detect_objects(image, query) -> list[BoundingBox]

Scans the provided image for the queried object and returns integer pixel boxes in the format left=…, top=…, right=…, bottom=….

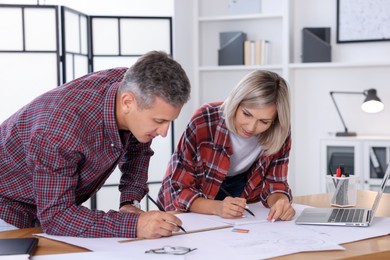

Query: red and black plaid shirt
left=0, top=68, right=153, bottom=238
left=157, top=102, right=292, bottom=211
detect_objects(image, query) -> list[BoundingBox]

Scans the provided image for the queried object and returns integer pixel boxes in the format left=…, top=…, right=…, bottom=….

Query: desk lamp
left=330, top=88, right=384, bottom=137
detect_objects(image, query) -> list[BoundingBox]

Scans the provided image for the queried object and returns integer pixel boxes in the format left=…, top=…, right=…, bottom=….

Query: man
left=0, top=51, right=191, bottom=238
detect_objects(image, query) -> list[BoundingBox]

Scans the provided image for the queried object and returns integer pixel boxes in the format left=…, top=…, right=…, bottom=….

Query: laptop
left=295, top=163, right=390, bottom=227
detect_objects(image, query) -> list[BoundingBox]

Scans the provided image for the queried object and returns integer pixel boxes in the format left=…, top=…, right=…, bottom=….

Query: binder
left=0, top=238, right=38, bottom=259
left=218, top=31, right=246, bottom=66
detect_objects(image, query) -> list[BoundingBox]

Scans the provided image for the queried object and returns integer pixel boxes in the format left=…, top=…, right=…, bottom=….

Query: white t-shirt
left=227, top=132, right=262, bottom=177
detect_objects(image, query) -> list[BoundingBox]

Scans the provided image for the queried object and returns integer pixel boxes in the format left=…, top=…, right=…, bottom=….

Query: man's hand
left=267, top=193, right=295, bottom=221
left=215, top=197, right=247, bottom=219
left=119, top=204, right=144, bottom=214
left=136, top=211, right=183, bottom=239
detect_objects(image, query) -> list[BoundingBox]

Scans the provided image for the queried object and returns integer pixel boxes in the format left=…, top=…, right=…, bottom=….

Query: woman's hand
left=267, top=193, right=295, bottom=221
left=216, top=196, right=247, bottom=218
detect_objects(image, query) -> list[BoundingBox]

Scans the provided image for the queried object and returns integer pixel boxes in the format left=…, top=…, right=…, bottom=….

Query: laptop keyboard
left=328, top=208, right=365, bottom=223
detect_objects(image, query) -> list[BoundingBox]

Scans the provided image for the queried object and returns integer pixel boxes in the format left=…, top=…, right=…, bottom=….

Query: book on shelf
left=0, top=238, right=38, bottom=259
left=244, top=40, right=253, bottom=65
left=244, top=39, right=270, bottom=66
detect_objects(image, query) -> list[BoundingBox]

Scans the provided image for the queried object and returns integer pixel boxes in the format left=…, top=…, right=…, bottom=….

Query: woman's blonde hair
left=221, top=70, right=290, bottom=155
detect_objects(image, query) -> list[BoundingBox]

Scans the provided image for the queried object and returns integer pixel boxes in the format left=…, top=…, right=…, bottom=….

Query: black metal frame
left=337, top=0, right=390, bottom=43
left=60, top=6, right=91, bottom=84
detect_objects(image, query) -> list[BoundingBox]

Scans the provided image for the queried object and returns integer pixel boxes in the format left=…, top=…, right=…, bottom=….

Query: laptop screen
left=371, top=163, right=390, bottom=217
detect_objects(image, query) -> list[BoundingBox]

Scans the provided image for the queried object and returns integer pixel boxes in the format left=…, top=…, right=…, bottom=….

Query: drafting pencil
left=219, top=187, right=256, bottom=217
left=146, top=194, right=187, bottom=233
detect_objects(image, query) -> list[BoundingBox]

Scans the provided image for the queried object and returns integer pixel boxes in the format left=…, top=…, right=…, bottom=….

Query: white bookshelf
left=194, top=0, right=290, bottom=106
left=289, top=61, right=390, bottom=69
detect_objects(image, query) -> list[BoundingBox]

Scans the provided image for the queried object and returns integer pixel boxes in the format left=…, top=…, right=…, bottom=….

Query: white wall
left=291, top=0, right=390, bottom=195
left=292, top=0, right=390, bottom=63
left=172, top=1, right=196, bottom=144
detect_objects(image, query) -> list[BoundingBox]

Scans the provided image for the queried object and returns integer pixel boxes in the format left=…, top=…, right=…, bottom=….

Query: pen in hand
left=219, top=187, right=256, bottom=217
left=146, top=194, right=187, bottom=233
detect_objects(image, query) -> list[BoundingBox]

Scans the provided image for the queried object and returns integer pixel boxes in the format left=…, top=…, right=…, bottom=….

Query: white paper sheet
left=298, top=216, right=390, bottom=244
left=106, top=222, right=344, bottom=260
left=176, top=212, right=231, bottom=231
left=33, top=234, right=128, bottom=252
left=34, top=203, right=390, bottom=260
left=35, top=211, right=231, bottom=251
left=205, top=202, right=271, bottom=226
left=32, top=251, right=185, bottom=260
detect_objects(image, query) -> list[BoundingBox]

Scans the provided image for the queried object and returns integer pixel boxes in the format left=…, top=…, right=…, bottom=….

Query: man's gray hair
left=119, top=51, right=191, bottom=109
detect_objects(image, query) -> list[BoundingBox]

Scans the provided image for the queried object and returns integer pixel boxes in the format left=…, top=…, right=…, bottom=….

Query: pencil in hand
left=146, top=194, right=164, bottom=211
left=219, top=187, right=256, bottom=217
left=146, top=194, right=187, bottom=233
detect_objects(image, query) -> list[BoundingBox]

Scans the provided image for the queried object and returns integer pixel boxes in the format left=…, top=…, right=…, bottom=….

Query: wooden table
left=1, top=190, right=389, bottom=259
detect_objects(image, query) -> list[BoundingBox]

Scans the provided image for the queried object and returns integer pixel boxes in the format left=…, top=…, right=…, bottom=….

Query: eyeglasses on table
left=145, top=245, right=197, bottom=255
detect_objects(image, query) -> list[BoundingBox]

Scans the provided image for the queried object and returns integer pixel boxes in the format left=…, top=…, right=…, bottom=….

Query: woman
left=157, top=70, right=295, bottom=221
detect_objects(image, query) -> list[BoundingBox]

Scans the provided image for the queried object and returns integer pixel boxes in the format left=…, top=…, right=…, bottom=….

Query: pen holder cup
left=326, top=175, right=359, bottom=207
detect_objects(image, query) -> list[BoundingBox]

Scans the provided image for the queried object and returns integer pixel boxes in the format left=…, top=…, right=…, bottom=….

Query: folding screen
left=0, top=4, right=60, bottom=123
left=0, top=4, right=173, bottom=211
left=91, top=16, right=172, bottom=71
left=61, top=6, right=90, bottom=82
left=88, top=15, right=173, bottom=211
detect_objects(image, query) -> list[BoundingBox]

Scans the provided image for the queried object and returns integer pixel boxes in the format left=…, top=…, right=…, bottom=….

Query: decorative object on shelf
left=228, top=0, right=262, bottom=15
left=218, top=31, right=246, bottom=66
left=337, top=0, right=390, bottom=43
left=330, top=88, right=384, bottom=137
left=302, top=27, right=331, bottom=62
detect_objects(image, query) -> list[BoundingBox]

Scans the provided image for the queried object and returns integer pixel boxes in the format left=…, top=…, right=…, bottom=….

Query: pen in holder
left=326, top=175, right=358, bottom=207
